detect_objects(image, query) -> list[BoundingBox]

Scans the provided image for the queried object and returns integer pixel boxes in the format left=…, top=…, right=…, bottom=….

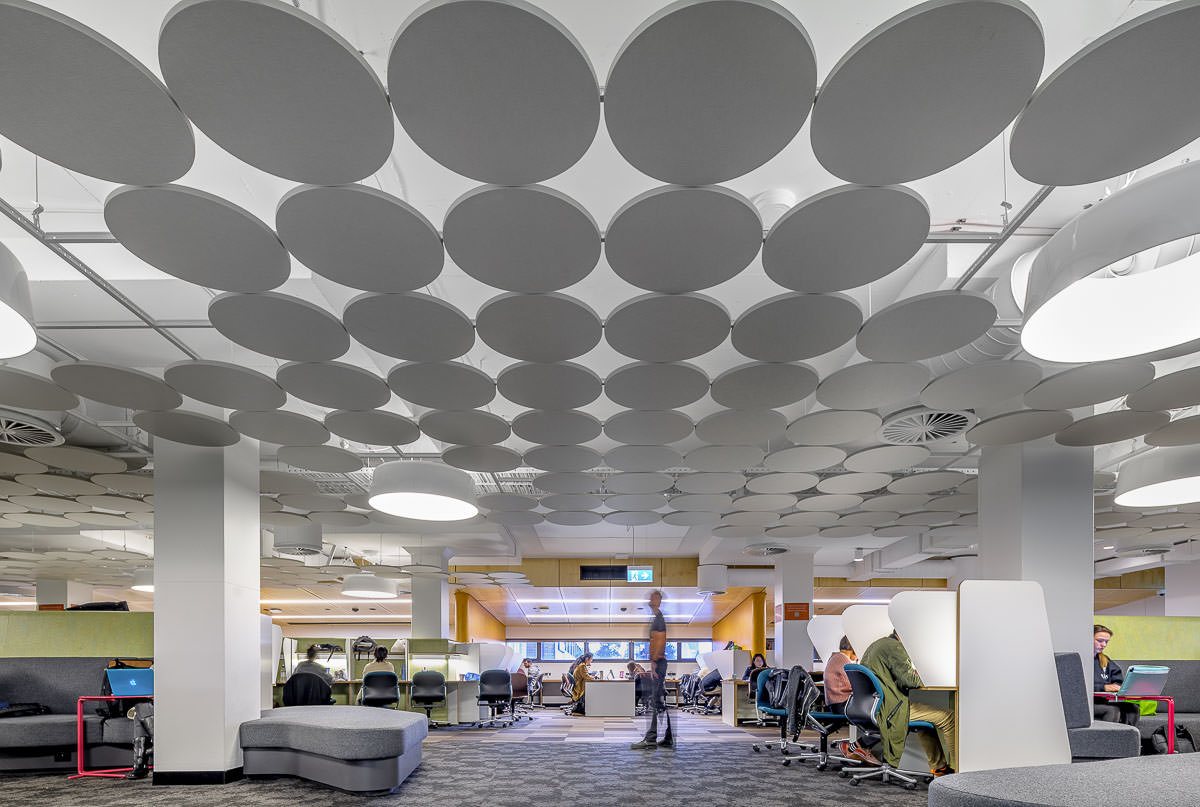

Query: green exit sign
left=626, top=566, right=653, bottom=583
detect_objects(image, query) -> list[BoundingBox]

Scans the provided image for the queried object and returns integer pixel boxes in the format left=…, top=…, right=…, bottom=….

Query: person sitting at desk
left=570, top=653, right=592, bottom=714
left=362, top=645, right=395, bottom=677
left=742, top=653, right=768, bottom=681
left=521, top=658, right=542, bottom=700
left=862, top=631, right=956, bottom=777
left=627, top=661, right=647, bottom=677
left=293, top=644, right=334, bottom=687
left=823, top=636, right=856, bottom=715
left=1093, top=624, right=1140, bottom=726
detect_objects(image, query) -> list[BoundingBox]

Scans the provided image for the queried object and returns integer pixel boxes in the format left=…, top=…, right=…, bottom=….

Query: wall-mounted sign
left=626, top=566, right=653, bottom=583
left=782, top=602, right=810, bottom=621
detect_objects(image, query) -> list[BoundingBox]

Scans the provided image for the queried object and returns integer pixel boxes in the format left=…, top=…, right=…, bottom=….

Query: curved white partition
left=807, top=614, right=845, bottom=666
left=841, top=604, right=894, bottom=657
left=889, top=591, right=956, bottom=687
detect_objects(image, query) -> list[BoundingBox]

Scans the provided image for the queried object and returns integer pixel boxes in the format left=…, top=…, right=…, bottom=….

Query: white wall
left=1097, top=596, right=1166, bottom=617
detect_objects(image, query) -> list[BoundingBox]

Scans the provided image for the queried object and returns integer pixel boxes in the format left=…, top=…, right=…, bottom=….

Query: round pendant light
left=341, top=572, right=397, bottom=599
left=0, top=244, right=36, bottom=359
left=368, top=461, right=478, bottom=521
left=131, top=568, right=154, bottom=593
left=1115, top=446, right=1200, bottom=508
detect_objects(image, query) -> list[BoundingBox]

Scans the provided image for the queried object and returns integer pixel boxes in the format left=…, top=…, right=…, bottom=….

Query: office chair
left=634, top=672, right=652, bottom=716
left=560, top=672, right=579, bottom=714
left=838, top=664, right=935, bottom=790
left=410, top=670, right=447, bottom=728
left=697, top=668, right=722, bottom=714
left=476, top=669, right=514, bottom=728
left=775, top=665, right=853, bottom=770
left=509, top=671, right=532, bottom=721
left=528, top=671, right=546, bottom=707
left=282, top=671, right=332, bottom=706
left=751, top=668, right=790, bottom=751
left=360, top=670, right=401, bottom=709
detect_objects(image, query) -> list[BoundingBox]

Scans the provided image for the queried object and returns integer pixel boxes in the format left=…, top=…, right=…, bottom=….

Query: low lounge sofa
left=0, top=657, right=135, bottom=772
left=1114, top=658, right=1200, bottom=741
left=240, top=705, right=428, bottom=794
left=1054, top=652, right=1139, bottom=760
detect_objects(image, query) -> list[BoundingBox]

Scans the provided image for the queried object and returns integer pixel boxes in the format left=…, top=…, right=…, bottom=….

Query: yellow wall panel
left=0, top=612, right=153, bottom=658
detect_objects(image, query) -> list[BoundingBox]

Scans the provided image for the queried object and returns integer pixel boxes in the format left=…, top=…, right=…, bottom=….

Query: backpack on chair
left=1151, top=724, right=1198, bottom=754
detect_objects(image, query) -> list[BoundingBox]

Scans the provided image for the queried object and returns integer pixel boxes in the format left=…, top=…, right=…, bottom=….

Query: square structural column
left=35, top=579, right=92, bottom=608
left=978, top=437, right=1094, bottom=667
left=152, top=438, right=261, bottom=785
left=407, top=546, right=452, bottom=640
left=773, top=550, right=815, bottom=669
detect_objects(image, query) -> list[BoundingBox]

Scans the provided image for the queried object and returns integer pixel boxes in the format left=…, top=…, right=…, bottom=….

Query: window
left=506, top=641, right=539, bottom=661
left=632, top=641, right=679, bottom=661
left=587, top=641, right=629, bottom=660
left=679, top=641, right=713, bottom=660
left=541, top=641, right=584, bottom=661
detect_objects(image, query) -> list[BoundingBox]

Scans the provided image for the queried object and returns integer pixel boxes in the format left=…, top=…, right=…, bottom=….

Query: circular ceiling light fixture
left=0, top=244, right=36, bottom=360
left=367, top=461, right=478, bottom=521
left=131, top=568, right=154, bottom=593
left=1022, top=161, right=1200, bottom=363
left=1114, top=446, right=1200, bottom=508
left=341, top=572, right=397, bottom=599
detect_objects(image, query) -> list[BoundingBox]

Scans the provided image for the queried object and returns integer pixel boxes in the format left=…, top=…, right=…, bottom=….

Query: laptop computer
left=1114, top=665, right=1169, bottom=698
left=106, top=668, right=154, bottom=698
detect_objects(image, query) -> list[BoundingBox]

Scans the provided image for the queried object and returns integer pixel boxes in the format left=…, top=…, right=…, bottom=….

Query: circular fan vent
left=743, top=541, right=789, bottom=557
left=880, top=407, right=973, bottom=445
left=0, top=410, right=63, bottom=448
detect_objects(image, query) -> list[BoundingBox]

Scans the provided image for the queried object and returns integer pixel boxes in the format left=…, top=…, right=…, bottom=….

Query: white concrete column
left=1165, top=561, right=1200, bottom=616
left=152, top=438, right=260, bottom=784
left=977, top=437, right=1094, bottom=667
left=773, top=550, right=815, bottom=669
left=35, top=579, right=92, bottom=608
left=408, top=546, right=452, bottom=640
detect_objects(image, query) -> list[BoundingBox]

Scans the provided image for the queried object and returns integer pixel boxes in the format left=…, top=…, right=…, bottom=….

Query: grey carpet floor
left=2, top=742, right=930, bottom=806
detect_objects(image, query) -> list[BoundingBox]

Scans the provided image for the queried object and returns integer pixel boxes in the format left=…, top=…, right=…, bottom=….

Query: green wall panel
left=0, top=612, right=153, bottom=658
left=1095, top=614, right=1200, bottom=660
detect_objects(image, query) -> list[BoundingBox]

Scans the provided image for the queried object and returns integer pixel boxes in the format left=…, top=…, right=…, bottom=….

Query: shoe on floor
left=630, top=739, right=658, bottom=750
left=932, top=766, right=955, bottom=777
left=845, top=742, right=881, bottom=766
left=657, top=738, right=675, bottom=748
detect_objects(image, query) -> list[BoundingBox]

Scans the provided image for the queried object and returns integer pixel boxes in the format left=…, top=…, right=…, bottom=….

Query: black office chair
left=360, top=670, right=400, bottom=709
left=839, top=664, right=934, bottom=790
left=476, top=669, right=514, bottom=728
left=410, top=670, right=447, bottom=728
left=282, top=672, right=332, bottom=706
left=559, top=672, right=577, bottom=714
left=698, top=668, right=723, bottom=714
left=510, top=671, right=532, bottom=721
left=776, top=665, right=852, bottom=770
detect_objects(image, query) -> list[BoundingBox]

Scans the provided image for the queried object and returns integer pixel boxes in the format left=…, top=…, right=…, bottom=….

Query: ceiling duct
left=273, top=522, right=324, bottom=556
left=743, top=541, right=790, bottom=558
left=0, top=408, right=64, bottom=448
left=927, top=249, right=1030, bottom=376
left=697, top=563, right=727, bottom=596
left=880, top=406, right=974, bottom=445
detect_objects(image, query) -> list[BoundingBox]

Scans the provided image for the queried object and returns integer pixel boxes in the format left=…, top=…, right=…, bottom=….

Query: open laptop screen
left=106, top=668, right=154, bottom=697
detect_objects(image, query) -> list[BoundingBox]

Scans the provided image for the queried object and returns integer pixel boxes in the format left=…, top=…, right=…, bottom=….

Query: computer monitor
left=106, top=668, right=154, bottom=697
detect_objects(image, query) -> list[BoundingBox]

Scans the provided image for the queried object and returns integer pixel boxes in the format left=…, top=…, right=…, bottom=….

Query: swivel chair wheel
left=849, top=779, right=860, bottom=787
left=839, top=771, right=849, bottom=779
left=816, top=763, right=828, bottom=771
left=752, top=745, right=760, bottom=752
left=905, top=783, right=917, bottom=791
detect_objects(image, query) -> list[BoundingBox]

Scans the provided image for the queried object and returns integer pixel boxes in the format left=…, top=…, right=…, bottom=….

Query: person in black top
left=631, top=590, right=673, bottom=750
left=1093, top=624, right=1139, bottom=726
left=742, top=653, right=768, bottom=683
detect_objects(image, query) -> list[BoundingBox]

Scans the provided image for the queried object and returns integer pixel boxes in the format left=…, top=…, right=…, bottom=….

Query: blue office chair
left=750, top=668, right=790, bottom=752
left=360, top=670, right=400, bottom=708
left=780, top=666, right=852, bottom=771
left=839, top=664, right=935, bottom=790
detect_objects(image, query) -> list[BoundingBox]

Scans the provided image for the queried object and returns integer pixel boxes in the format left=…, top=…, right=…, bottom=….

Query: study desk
left=1095, top=691, right=1176, bottom=753
left=72, top=695, right=152, bottom=779
left=586, top=680, right=635, bottom=717
left=721, top=679, right=754, bottom=726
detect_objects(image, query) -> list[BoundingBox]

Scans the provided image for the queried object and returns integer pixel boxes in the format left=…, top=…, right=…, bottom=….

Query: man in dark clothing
left=1093, top=624, right=1139, bottom=725
left=631, top=590, right=673, bottom=749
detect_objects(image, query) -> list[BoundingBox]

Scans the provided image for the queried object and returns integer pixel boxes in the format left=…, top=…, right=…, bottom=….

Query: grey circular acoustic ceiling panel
left=159, top=0, right=392, bottom=184
left=545, top=511, right=603, bottom=527
left=388, top=0, right=599, bottom=184
left=605, top=185, right=762, bottom=293
left=532, top=473, right=602, bottom=495
left=89, top=473, right=155, bottom=495
left=8, top=494, right=87, bottom=514
left=685, top=445, right=764, bottom=472
left=541, top=494, right=604, bottom=511
left=606, top=494, right=667, bottom=511
left=1055, top=410, right=1170, bottom=447
left=309, top=511, right=370, bottom=528
left=732, top=493, right=797, bottom=512
left=887, top=471, right=969, bottom=495
left=764, top=185, right=930, bottom=293
left=164, top=361, right=285, bottom=411
left=388, top=362, right=495, bottom=411
left=1146, top=415, right=1200, bottom=447
left=665, top=511, right=721, bottom=527
left=605, top=472, right=674, bottom=494
left=276, top=185, right=443, bottom=293
left=210, top=293, right=349, bottom=362
left=277, top=445, right=363, bottom=474
left=669, top=494, right=732, bottom=512
left=786, top=410, right=883, bottom=446
left=710, top=363, right=819, bottom=410
left=965, top=409, right=1074, bottom=446
left=324, top=410, right=419, bottom=447
left=816, top=362, right=931, bottom=411
left=230, top=410, right=330, bottom=446
left=1024, top=360, right=1155, bottom=410
left=764, top=446, right=845, bottom=473
left=342, top=292, right=473, bottom=362
left=133, top=410, right=239, bottom=447
left=51, top=362, right=182, bottom=411
left=1010, top=1, right=1200, bottom=185
left=721, top=511, right=778, bottom=527
left=1126, top=367, right=1200, bottom=412
left=71, top=513, right=140, bottom=528
left=419, top=410, right=510, bottom=446
left=0, top=0, right=194, bottom=184
left=604, top=0, right=816, bottom=185
left=443, top=445, right=522, bottom=473
left=15, top=474, right=103, bottom=496
left=277, top=493, right=344, bottom=512
left=811, top=0, right=1043, bottom=184
left=605, top=411, right=693, bottom=445
left=0, top=367, right=79, bottom=411
left=487, top=510, right=544, bottom=527
left=477, top=493, right=537, bottom=511
left=795, top=494, right=863, bottom=512
left=512, top=410, right=601, bottom=445
left=818, top=472, right=893, bottom=495
left=921, top=360, right=1043, bottom=411
left=605, top=445, right=682, bottom=472
left=712, top=525, right=764, bottom=539
left=476, top=293, right=602, bottom=362
left=260, top=470, right=318, bottom=495
left=605, top=362, right=709, bottom=410
left=276, top=362, right=390, bottom=411
left=674, top=473, right=746, bottom=494
left=605, top=294, right=730, bottom=362
left=732, top=293, right=862, bottom=362
left=857, top=291, right=997, bottom=362
left=105, top=185, right=289, bottom=293
left=861, top=493, right=930, bottom=513
left=746, top=472, right=818, bottom=495
left=766, top=524, right=819, bottom=539
left=444, top=185, right=600, bottom=293
left=844, top=445, right=930, bottom=473
left=0, top=480, right=35, bottom=497
left=524, top=445, right=602, bottom=473
left=497, top=362, right=602, bottom=410
left=606, top=511, right=662, bottom=527
left=695, top=409, right=787, bottom=445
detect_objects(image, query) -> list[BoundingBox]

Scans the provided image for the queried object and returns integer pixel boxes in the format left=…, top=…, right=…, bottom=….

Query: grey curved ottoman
left=929, top=754, right=1200, bottom=806
left=240, top=706, right=428, bottom=794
